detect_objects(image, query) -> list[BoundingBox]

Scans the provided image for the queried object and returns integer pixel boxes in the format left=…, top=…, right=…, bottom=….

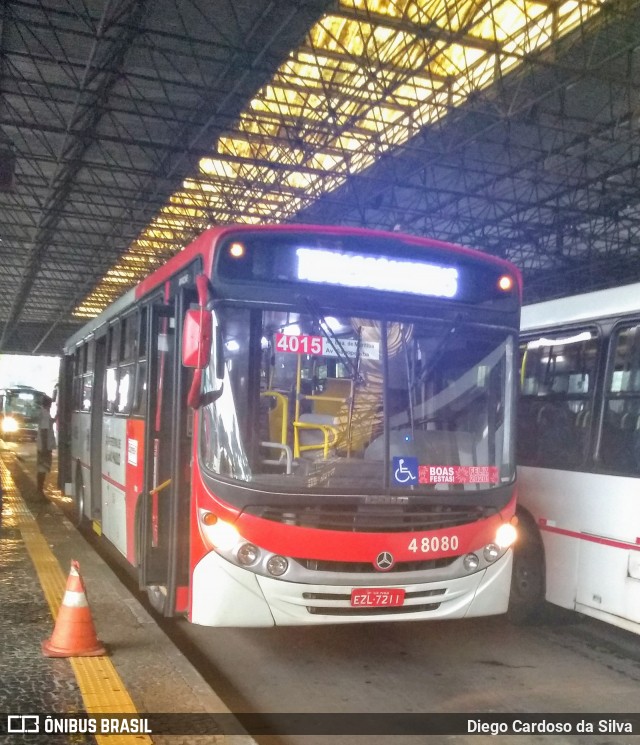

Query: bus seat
left=620, top=411, right=636, bottom=430
left=599, top=406, right=640, bottom=473
left=535, top=403, right=579, bottom=467
left=576, top=407, right=591, bottom=428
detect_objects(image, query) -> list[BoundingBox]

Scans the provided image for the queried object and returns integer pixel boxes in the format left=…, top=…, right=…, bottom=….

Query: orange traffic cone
left=42, top=560, right=106, bottom=657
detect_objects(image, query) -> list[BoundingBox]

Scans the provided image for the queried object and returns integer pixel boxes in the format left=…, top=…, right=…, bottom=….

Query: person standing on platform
left=36, top=395, right=56, bottom=495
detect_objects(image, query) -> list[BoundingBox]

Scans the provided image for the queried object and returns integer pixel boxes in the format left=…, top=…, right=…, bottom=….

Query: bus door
left=138, top=290, right=193, bottom=616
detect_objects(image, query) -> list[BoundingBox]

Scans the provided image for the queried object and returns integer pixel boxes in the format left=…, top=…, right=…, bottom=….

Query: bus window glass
left=86, top=341, right=95, bottom=372
left=382, top=322, right=514, bottom=490
left=600, top=324, right=640, bottom=475
left=199, top=306, right=515, bottom=492
left=81, top=376, right=92, bottom=411
left=117, top=363, right=135, bottom=414
left=108, top=325, right=120, bottom=365
left=104, top=367, right=118, bottom=413
left=200, top=310, right=251, bottom=481
left=132, top=361, right=147, bottom=416
left=139, top=306, right=148, bottom=357
left=74, top=348, right=82, bottom=377
left=122, top=314, right=137, bottom=362
left=72, top=351, right=82, bottom=409
left=517, top=328, right=598, bottom=469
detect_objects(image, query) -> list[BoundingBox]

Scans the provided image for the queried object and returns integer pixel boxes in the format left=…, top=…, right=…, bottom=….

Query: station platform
left=0, top=448, right=257, bottom=745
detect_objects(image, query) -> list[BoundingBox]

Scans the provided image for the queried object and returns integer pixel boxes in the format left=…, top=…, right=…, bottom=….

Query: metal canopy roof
left=0, top=0, right=638, bottom=355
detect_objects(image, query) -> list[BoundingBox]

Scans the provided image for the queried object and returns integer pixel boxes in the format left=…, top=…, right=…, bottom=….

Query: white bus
left=515, top=282, right=640, bottom=634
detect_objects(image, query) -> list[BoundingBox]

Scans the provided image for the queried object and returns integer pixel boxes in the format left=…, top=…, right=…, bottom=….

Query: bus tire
left=74, top=465, right=86, bottom=527
left=146, top=585, right=169, bottom=615
left=508, top=514, right=545, bottom=624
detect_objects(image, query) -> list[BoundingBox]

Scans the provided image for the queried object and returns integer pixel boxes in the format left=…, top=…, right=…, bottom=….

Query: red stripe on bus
left=539, top=519, right=640, bottom=552
left=78, top=462, right=125, bottom=495
left=101, top=472, right=126, bottom=492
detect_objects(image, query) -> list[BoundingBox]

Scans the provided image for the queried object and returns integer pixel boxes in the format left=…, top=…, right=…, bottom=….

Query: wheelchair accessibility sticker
left=392, top=456, right=418, bottom=485
left=392, top=459, right=500, bottom=486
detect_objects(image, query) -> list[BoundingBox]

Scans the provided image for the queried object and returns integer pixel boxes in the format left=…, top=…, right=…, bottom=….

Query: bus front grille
left=295, top=557, right=456, bottom=573
left=245, top=503, right=485, bottom=533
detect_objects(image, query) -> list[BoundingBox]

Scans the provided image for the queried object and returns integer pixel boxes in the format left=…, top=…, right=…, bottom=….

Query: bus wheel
left=508, top=529, right=544, bottom=624
left=74, top=466, right=86, bottom=526
left=146, top=585, right=168, bottom=615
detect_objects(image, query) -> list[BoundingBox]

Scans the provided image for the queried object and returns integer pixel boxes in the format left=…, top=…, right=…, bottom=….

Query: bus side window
left=104, top=367, right=118, bottom=414
left=600, top=324, right=640, bottom=475
left=133, top=361, right=147, bottom=416
left=104, top=324, right=120, bottom=414
left=117, top=363, right=135, bottom=414
left=116, top=312, right=138, bottom=415
left=518, top=329, right=598, bottom=469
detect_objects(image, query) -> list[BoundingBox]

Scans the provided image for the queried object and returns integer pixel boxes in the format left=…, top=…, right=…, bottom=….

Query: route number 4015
left=408, top=535, right=459, bottom=553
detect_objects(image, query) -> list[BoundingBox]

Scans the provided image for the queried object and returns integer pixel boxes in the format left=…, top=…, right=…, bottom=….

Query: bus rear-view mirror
left=182, top=308, right=212, bottom=369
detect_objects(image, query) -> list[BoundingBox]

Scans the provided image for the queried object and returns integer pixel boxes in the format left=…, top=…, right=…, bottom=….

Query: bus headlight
left=495, top=522, right=518, bottom=549
left=483, top=544, right=500, bottom=563
left=199, top=511, right=240, bottom=551
left=463, top=553, right=479, bottom=571
left=237, top=543, right=261, bottom=566
left=2, top=416, right=19, bottom=433
left=266, top=555, right=288, bottom=577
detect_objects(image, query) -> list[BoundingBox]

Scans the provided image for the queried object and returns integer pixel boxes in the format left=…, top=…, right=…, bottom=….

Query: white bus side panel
left=576, top=539, right=640, bottom=625
left=519, top=466, right=640, bottom=630
left=521, top=282, right=640, bottom=331
left=102, top=416, right=127, bottom=557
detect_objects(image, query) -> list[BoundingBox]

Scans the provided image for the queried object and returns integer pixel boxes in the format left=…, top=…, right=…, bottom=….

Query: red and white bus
left=517, top=282, right=640, bottom=634
left=58, top=224, right=520, bottom=627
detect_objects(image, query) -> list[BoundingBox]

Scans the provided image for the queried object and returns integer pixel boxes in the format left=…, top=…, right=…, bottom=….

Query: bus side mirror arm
left=186, top=325, right=225, bottom=409
left=182, top=308, right=212, bottom=368
left=183, top=274, right=219, bottom=409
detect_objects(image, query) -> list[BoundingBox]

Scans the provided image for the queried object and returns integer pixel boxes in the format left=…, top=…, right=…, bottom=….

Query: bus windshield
left=199, top=306, right=515, bottom=493
left=4, top=389, right=43, bottom=421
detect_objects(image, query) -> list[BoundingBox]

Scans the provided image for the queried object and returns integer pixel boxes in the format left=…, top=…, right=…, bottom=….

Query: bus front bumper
left=190, top=549, right=512, bottom=627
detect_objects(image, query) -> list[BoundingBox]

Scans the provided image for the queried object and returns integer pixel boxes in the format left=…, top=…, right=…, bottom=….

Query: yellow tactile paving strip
left=1, top=460, right=153, bottom=745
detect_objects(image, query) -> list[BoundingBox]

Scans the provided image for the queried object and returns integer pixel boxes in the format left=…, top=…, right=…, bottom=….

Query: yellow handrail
left=293, top=420, right=339, bottom=459
left=150, top=478, right=171, bottom=496
left=260, top=390, right=289, bottom=446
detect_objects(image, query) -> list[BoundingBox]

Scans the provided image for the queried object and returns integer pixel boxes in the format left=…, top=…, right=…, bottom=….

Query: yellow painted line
left=1, top=460, right=153, bottom=745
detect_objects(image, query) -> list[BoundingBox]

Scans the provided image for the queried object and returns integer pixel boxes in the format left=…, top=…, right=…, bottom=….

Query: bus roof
left=521, top=281, right=640, bottom=332
left=133, top=223, right=521, bottom=301
left=1, top=384, right=44, bottom=392
left=64, top=288, right=136, bottom=354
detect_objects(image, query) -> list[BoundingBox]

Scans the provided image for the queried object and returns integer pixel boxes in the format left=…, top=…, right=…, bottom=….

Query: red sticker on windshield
left=418, top=465, right=499, bottom=484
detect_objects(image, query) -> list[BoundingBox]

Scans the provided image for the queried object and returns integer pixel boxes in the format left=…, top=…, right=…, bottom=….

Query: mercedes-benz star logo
left=374, top=551, right=395, bottom=571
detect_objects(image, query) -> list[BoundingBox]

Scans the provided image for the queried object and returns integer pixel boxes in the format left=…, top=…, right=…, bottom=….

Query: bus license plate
left=350, top=588, right=405, bottom=607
